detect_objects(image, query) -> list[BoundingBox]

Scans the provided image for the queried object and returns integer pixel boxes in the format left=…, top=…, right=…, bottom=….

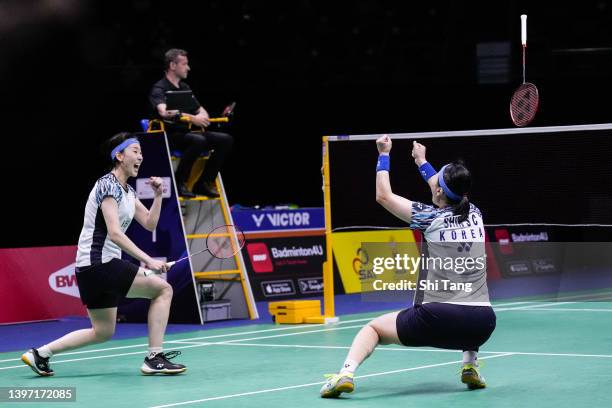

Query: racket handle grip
left=167, top=261, right=176, bottom=268
left=521, top=14, right=527, bottom=46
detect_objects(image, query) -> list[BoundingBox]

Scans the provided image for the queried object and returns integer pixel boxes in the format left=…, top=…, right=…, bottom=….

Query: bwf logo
left=247, top=243, right=273, bottom=273
left=48, top=263, right=81, bottom=298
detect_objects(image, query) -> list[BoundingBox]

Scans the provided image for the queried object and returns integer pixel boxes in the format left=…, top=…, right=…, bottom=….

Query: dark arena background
left=3, top=1, right=612, bottom=247
left=1, top=2, right=612, bottom=407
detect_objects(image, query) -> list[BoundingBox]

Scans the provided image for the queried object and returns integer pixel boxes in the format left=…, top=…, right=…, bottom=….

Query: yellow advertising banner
left=331, top=230, right=420, bottom=293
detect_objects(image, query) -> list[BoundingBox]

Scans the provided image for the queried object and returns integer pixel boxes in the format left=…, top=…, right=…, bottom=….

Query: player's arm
left=375, top=135, right=413, bottom=223
left=101, top=197, right=167, bottom=272
left=134, top=177, right=164, bottom=232
left=412, top=141, right=438, bottom=196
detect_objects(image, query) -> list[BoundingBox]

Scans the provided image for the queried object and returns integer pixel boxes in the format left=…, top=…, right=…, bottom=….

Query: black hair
left=164, top=48, right=188, bottom=70
left=442, top=160, right=472, bottom=223
left=100, top=132, right=139, bottom=170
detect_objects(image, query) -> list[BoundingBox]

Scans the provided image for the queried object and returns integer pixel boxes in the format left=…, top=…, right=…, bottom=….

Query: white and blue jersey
left=410, top=201, right=490, bottom=306
left=76, top=173, right=136, bottom=267
left=410, top=201, right=485, bottom=243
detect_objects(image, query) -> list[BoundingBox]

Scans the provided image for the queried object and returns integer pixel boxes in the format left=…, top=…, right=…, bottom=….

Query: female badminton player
left=21, top=132, right=186, bottom=376
left=320, top=136, right=496, bottom=397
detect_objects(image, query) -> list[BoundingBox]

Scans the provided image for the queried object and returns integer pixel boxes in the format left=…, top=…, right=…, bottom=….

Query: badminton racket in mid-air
left=510, top=14, right=539, bottom=127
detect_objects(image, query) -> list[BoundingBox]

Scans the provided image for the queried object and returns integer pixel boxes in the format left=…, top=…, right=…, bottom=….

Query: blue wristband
left=376, top=154, right=390, bottom=172
left=418, top=162, right=437, bottom=181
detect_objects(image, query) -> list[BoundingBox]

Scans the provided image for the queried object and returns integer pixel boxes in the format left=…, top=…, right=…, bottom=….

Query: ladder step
left=187, top=232, right=234, bottom=239
left=195, top=270, right=241, bottom=278
left=195, top=276, right=241, bottom=282
left=179, top=196, right=221, bottom=202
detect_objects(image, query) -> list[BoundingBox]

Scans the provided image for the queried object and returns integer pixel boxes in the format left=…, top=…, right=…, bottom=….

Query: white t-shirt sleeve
left=95, top=177, right=123, bottom=207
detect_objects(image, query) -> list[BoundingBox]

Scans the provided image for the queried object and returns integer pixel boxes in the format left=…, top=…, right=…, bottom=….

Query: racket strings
left=510, top=83, right=539, bottom=127
left=206, top=225, right=245, bottom=259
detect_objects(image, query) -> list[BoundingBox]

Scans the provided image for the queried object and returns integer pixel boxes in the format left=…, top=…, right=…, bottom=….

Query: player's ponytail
left=453, top=196, right=471, bottom=224
left=442, top=161, right=471, bottom=223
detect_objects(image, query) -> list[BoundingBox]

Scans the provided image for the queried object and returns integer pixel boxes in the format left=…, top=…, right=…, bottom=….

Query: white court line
left=0, top=343, right=207, bottom=371
left=0, top=301, right=594, bottom=366
left=214, top=342, right=612, bottom=359
left=0, top=296, right=594, bottom=364
left=0, top=316, right=378, bottom=364
left=495, top=301, right=577, bottom=311
left=3, top=303, right=611, bottom=372
left=0, top=302, right=534, bottom=364
left=166, top=341, right=213, bottom=345
left=493, top=291, right=612, bottom=305
left=148, top=353, right=514, bottom=408
left=0, top=325, right=365, bottom=370
left=0, top=298, right=606, bottom=365
left=204, top=325, right=365, bottom=345
left=503, top=308, right=612, bottom=313
left=491, top=301, right=538, bottom=307
left=534, top=292, right=612, bottom=302
left=482, top=351, right=612, bottom=358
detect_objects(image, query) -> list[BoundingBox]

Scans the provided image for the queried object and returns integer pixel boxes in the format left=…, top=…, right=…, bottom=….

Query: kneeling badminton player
left=21, top=132, right=186, bottom=376
left=320, top=136, right=496, bottom=397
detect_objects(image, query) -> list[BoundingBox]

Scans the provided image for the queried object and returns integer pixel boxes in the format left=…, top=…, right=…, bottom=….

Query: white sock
left=463, top=351, right=478, bottom=365
left=37, top=345, right=53, bottom=359
left=148, top=347, right=163, bottom=358
left=340, top=359, right=359, bottom=374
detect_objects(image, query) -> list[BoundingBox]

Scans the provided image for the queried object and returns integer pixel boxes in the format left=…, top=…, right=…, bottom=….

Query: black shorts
left=75, top=258, right=139, bottom=309
left=396, top=303, right=496, bottom=351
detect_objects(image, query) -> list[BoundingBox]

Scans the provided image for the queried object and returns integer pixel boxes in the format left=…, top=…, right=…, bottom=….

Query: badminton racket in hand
left=510, top=14, right=539, bottom=127
left=168, top=225, right=245, bottom=268
left=144, top=225, right=245, bottom=276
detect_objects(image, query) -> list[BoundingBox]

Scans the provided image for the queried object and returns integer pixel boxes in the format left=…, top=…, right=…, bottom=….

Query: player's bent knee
left=158, top=283, right=173, bottom=300
left=93, top=327, right=114, bottom=342
left=368, top=314, right=399, bottom=345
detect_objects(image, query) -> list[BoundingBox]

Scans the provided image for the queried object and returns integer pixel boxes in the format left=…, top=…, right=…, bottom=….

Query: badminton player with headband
left=21, top=132, right=187, bottom=376
left=320, top=136, right=496, bottom=398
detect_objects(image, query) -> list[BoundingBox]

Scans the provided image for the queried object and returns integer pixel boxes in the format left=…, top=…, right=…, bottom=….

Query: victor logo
left=251, top=212, right=311, bottom=228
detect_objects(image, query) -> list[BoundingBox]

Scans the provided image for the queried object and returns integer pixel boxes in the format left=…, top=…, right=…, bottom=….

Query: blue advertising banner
left=119, top=131, right=201, bottom=324
left=231, top=207, right=324, bottom=232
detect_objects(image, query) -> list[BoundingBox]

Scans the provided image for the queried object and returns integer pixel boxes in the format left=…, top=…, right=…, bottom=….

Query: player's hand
left=376, top=135, right=392, bottom=154
left=149, top=177, right=164, bottom=197
left=146, top=258, right=168, bottom=274
left=165, top=110, right=180, bottom=118
left=411, top=141, right=427, bottom=166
